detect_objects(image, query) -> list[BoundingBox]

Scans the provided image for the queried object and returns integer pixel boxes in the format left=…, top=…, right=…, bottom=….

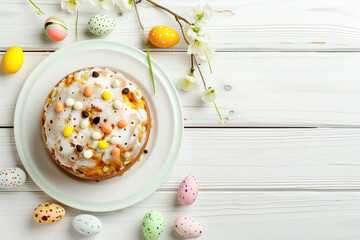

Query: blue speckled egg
left=88, top=14, right=116, bottom=36
left=142, top=211, right=164, bottom=240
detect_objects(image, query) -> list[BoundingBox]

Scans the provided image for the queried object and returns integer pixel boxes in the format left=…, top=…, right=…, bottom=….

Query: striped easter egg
left=44, top=17, right=68, bottom=41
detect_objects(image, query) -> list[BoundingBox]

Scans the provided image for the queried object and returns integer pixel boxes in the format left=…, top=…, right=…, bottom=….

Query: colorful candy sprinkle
left=98, top=141, right=108, bottom=149
left=84, top=87, right=93, bottom=97
left=83, top=150, right=93, bottom=159
left=113, top=100, right=122, bottom=110
left=74, top=101, right=83, bottom=110
left=80, top=120, right=89, bottom=129
left=102, top=124, right=113, bottom=134
left=102, top=91, right=111, bottom=100
left=118, top=120, right=127, bottom=128
left=55, top=102, right=64, bottom=112
left=93, top=117, right=100, bottom=124
left=112, top=79, right=120, bottom=88
left=112, top=148, right=120, bottom=157
left=92, top=131, right=101, bottom=140
left=65, top=98, right=74, bottom=107
left=63, top=126, right=72, bottom=137
left=110, top=137, right=121, bottom=145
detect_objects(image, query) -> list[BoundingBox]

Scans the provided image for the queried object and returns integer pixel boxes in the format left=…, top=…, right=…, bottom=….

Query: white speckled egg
left=177, top=175, right=199, bottom=206
left=174, top=216, right=203, bottom=239
left=0, top=167, right=26, bottom=188
left=33, top=203, right=65, bottom=224
left=73, top=214, right=102, bottom=236
left=142, top=211, right=164, bottom=240
left=88, top=14, right=116, bottom=36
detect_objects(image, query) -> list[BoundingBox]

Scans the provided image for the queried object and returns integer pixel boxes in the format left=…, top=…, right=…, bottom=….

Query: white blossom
left=61, top=0, right=82, bottom=13
left=177, top=73, right=197, bottom=91
left=187, top=32, right=214, bottom=62
left=188, top=4, right=213, bottom=24
left=114, top=0, right=133, bottom=12
left=201, top=87, right=217, bottom=103
left=90, top=0, right=114, bottom=10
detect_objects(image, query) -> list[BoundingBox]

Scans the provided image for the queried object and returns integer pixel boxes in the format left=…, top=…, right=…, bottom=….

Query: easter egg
left=33, top=203, right=65, bottom=224
left=88, top=14, right=116, bottom=36
left=73, top=214, right=102, bottom=236
left=142, top=211, right=165, bottom=240
left=177, top=175, right=199, bottom=206
left=149, top=26, right=180, bottom=48
left=44, top=17, right=68, bottom=41
left=1, top=46, right=24, bottom=74
left=174, top=216, right=203, bottom=239
left=0, top=167, right=26, bottom=188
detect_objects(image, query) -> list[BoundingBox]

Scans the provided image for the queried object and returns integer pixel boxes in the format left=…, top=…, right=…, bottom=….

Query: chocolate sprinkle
left=122, top=88, right=129, bottom=94
left=76, top=145, right=83, bottom=152
left=81, top=111, right=89, bottom=118
left=144, top=149, right=148, bottom=154
left=92, top=71, right=100, bottom=78
left=93, top=117, right=100, bottom=124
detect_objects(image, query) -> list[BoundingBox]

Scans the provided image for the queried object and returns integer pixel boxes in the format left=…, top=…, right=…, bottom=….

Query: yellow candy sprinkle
left=63, top=126, right=72, bottom=137
left=98, top=140, right=108, bottom=149
left=102, top=91, right=111, bottom=100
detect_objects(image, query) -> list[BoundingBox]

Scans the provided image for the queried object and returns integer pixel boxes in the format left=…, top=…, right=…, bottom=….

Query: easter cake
left=41, top=67, right=151, bottom=180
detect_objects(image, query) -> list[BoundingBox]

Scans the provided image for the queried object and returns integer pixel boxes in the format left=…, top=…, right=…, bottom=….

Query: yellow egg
left=149, top=26, right=180, bottom=48
left=1, top=46, right=24, bottom=74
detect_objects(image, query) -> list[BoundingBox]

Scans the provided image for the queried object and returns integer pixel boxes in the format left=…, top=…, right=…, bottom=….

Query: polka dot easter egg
left=142, top=211, right=165, bottom=240
left=72, top=214, right=102, bottom=236
left=149, top=26, right=180, bottom=48
left=33, top=203, right=65, bottom=224
left=0, top=167, right=26, bottom=188
left=174, top=216, right=203, bottom=239
left=88, top=14, right=116, bottom=36
left=177, top=175, right=199, bottom=206
left=44, top=17, right=68, bottom=41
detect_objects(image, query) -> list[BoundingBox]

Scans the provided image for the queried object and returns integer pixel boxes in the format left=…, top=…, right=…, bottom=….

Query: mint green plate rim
left=14, top=40, right=183, bottom=212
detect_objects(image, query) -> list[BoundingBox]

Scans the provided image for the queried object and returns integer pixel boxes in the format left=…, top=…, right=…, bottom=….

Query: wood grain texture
left=1, top=0, right=360, bottom=51
left=2, top=52, right=360, bottom=127
left=1, top=191, right=360, bottom=239
left=2, top=128, right=360, bottom=191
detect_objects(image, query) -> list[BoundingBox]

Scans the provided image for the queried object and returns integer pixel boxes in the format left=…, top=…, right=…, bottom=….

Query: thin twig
left=175, top=17, right=189, bottom=45
left=145, top=0, right=192, bottom=25
left=193, top=55, right=207, bottom=90
left=190, top=54, right=194, bottom=73
left=133, top=0, right=156, bottom=94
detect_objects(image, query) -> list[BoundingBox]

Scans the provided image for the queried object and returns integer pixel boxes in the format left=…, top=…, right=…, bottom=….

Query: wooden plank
left=1, top=0, right=360, bottom=51
left=1, top=191, right=360, bottom=239
left=3, top=128, right=360, bottom=191
left=2, top=52, right=360, bottom=127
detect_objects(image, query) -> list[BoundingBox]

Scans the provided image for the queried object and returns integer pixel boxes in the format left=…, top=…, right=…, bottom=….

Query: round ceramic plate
left=14, top=40, right=183, bottom=212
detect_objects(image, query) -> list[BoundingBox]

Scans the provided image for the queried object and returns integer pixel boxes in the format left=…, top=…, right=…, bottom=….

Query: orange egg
left=149, top=26, right=180, bottom=48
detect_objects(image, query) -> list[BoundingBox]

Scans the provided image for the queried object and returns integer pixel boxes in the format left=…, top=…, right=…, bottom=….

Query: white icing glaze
left=43, top=67, right=149, bottom=172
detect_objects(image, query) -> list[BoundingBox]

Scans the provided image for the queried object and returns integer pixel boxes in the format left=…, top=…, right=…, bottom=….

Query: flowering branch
left=133, top=0, right=156, bottom=94
left=145, top=0, right=192, bottom=25
left=28, top=0, right=45, bottom=15
left=141, top=0, right=223, bottom=123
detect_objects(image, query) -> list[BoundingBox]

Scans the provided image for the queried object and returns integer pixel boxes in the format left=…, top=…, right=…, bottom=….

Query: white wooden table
left=1, top=0, right=360, bottom=239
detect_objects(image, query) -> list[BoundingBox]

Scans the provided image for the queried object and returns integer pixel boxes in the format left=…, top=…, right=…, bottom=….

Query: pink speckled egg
left=44, top=17, right=68, bottom=41
left=177, top=175, right=198, bottom=206
left=174, top=216, right=203, bottom=239
left=0, top=167, right=26, bottom=188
